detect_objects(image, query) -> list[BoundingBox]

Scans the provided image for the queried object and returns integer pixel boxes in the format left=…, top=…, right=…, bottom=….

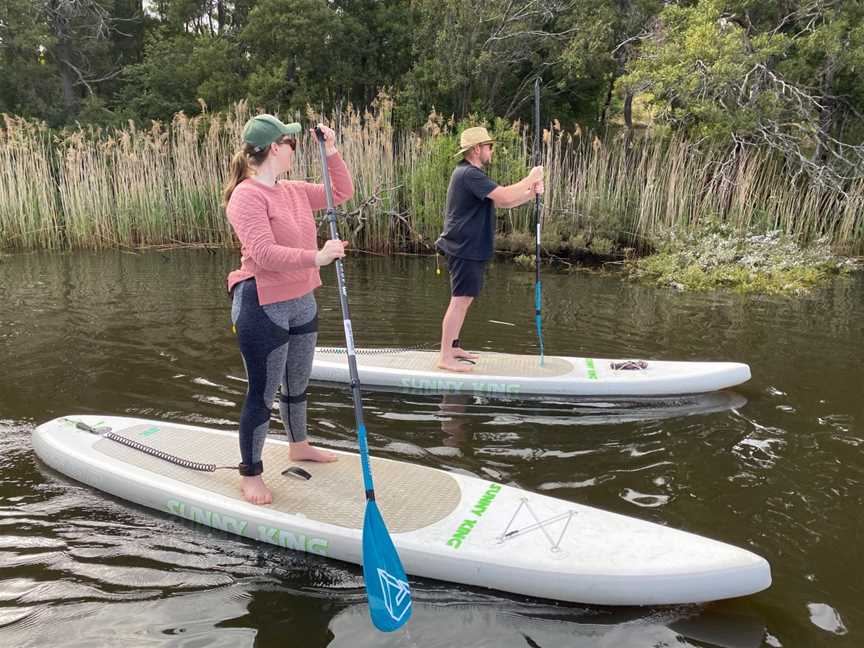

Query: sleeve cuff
left=301, top=249, right=318, bottom=267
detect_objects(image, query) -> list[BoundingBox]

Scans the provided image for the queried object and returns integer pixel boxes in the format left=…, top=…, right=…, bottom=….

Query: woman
left=223, top=114, right=354, bottom=505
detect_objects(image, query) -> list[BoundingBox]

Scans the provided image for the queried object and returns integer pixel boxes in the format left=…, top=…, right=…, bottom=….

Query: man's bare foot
left=241, top=475, right=273, bottom=505
left=437, top=355, right=474, bottom=373
left=453, top=347, right=479, bottom=361
left=289, top=440, right=338, bottom=462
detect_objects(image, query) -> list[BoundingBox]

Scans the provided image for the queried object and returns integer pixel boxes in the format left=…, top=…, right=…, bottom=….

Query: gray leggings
left=231, top=279, right=318, bottom=476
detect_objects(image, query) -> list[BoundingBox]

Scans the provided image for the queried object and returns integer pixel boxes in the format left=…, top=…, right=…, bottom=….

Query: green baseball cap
left=242, top=114, right=302, bottom=152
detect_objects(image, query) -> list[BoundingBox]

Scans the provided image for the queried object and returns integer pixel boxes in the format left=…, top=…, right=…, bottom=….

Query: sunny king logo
left=166, top=499, right=329, bottom=556
left=399, top=377, right=521, bottom=395
left=447, top=483, right=502, bottom=549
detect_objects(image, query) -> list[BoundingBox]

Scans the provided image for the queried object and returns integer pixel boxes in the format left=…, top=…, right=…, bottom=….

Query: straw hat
left=455, top=126, right=495, bottom=156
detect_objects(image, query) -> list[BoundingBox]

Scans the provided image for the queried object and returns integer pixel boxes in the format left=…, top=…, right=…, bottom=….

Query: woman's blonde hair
left=222, top=143, right=270, bottom=207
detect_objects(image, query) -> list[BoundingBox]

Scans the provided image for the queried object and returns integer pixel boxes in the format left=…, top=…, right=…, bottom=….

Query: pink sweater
left=226, top=152, right=354, bottom=305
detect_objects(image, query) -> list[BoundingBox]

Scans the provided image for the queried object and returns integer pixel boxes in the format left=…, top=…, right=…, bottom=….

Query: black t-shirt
left=435, top=161, right=499, bottom=261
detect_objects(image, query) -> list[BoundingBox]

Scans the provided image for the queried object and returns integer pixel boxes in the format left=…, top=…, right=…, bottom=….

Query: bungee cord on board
left=62, top=418, right=237, bottom=472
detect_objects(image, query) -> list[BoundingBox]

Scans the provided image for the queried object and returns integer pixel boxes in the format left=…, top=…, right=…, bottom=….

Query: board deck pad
left=94, top=424, right=460, bottom=533
left=315, top=348, right=574, bottom=378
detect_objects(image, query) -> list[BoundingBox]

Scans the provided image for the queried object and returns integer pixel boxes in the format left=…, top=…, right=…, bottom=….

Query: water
left=1, top=250, right=862, bottom=647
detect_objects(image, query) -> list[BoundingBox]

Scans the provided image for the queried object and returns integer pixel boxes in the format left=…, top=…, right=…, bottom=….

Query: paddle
left=532, top=77, right=546, bottom=366
left=314, top=127, right=412, bottom=632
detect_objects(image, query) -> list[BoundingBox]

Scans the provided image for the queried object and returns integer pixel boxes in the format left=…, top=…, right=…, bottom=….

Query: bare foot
left=453, top=347, right=479, bottom=361
left=241, top=475, right=273, bottom=505
left=437, top=355, right=474, bottom=373
left=289, top=440, right=338, bottom=462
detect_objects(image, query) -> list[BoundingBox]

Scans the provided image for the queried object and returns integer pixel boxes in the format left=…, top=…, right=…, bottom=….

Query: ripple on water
left=0, top=584, right=258, bottom=647
left=326, top=595, right=766, bottom=648
left=732, top=435, right=787, bottom=469
left=620, top=488, right=671, bottom=508
left=807, top=603, right=848, bottom=635
left=537, top=477, right=604, bottom=490
left=193, top=394, right=237, bottom=408
left=0, top=605, right=38, bottom=632
left=50, top=559, right=236, bottom=590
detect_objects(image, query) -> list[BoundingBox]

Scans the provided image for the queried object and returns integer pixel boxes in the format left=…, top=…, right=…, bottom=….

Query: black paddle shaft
left=533, top=77, right=542, bottom=285
left=314, top=128, right=374, bottom=494
left=532, top=77, right=546, bottom=364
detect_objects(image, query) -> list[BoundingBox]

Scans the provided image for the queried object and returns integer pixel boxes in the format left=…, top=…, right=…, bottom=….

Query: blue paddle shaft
left=314, top=129, right=412, bottom=631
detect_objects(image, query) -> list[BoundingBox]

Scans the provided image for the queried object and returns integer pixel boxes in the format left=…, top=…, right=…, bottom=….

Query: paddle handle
left=315, top=128, right=375, bottom=498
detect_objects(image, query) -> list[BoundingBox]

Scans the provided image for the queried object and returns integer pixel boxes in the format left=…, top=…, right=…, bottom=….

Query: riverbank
left=499, top=222, right=859, bottom=294
left=622, top=224, right=860, bottom=294
left=2, top=101, right=862, bottom=262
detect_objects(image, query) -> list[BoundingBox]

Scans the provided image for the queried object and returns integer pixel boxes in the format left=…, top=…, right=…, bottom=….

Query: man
left=435, top=126, right=544, bottom=372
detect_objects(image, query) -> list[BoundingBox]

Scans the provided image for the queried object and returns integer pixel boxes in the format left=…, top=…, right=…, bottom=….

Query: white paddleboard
left=312, top=347, right=751, bottom=397
left=33, top=415, right=770, bottom=606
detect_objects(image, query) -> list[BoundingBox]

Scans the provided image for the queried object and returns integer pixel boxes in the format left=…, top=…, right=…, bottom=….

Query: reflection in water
left=432, top=391, right=747, bottom=450
left=328, top=597, right=766, bottom=648
left=439, top=393, right=473, bottom=447
left=436, top=390, right=747, bottom=426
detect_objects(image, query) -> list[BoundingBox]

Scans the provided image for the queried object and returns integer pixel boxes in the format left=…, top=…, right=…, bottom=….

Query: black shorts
left=446, top=255, right=487, bottom=297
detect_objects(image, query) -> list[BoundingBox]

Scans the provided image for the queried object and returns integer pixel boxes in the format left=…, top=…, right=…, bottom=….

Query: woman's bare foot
left=241, top=475, right=273, bottom=505
left=289, top=440, right=338, bottom=462
left=437, top=355, right=474, bottom=372
left=453, top=347, right=479, bottom=361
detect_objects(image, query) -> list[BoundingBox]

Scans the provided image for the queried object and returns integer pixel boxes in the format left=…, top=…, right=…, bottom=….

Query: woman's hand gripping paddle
left=314, top=127, right=412, bottom=632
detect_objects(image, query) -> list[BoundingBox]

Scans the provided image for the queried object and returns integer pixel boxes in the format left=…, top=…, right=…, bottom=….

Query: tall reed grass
left=1, top=100, right=862, bottom=254
left=0, top=116, right=62, bottom=249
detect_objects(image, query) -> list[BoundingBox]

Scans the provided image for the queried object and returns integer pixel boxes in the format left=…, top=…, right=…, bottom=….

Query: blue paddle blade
left=362, top=500, right=412, bottom=632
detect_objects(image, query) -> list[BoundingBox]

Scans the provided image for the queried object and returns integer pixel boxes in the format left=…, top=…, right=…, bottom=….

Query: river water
left=1, top=250, right=861, bottom=647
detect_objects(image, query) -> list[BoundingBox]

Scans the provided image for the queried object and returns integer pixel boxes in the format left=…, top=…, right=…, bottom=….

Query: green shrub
left=627, top=224, right=856, bottom=293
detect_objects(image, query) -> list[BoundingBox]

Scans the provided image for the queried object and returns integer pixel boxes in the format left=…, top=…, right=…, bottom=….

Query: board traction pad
left=94, top=423, right=461, bottom=533
left=316, top=349, right=574, bottom=378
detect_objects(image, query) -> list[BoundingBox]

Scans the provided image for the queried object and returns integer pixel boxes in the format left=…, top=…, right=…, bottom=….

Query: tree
left=619, top=0, right=864, bottom=184
left=240, top=0, right=339, bottom=110
left=333, top=0, right=415, bottom=107
left=556, top=0, right=663, bottom=131
left=44, top=0, right=125, bottom=116
left=0, top=0, right=61, bottom=120
left=119, top=32, right=246, bottom=122
left=0, top=0, right=148, bottom=124
left=399, top=0, right=587, bottom=127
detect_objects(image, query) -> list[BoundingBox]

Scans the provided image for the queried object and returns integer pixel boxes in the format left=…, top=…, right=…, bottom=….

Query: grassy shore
left=1, top=100, right=861, bottom=291
left=623, top=221, right=858, bottom=294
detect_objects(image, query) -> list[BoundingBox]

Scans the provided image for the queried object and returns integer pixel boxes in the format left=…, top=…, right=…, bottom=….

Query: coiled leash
left=64, top=418, right=311, bottom=480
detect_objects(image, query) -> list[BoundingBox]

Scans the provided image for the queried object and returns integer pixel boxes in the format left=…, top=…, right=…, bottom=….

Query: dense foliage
left=3, top=0, right=863, bottom=270
left=3, top=1, right=863, bottom=175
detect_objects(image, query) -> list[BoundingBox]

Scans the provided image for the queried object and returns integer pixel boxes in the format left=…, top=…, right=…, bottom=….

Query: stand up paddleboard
left=312, top=348, right=751, bottom=397
left=33, top=415, right=771, bottom=606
